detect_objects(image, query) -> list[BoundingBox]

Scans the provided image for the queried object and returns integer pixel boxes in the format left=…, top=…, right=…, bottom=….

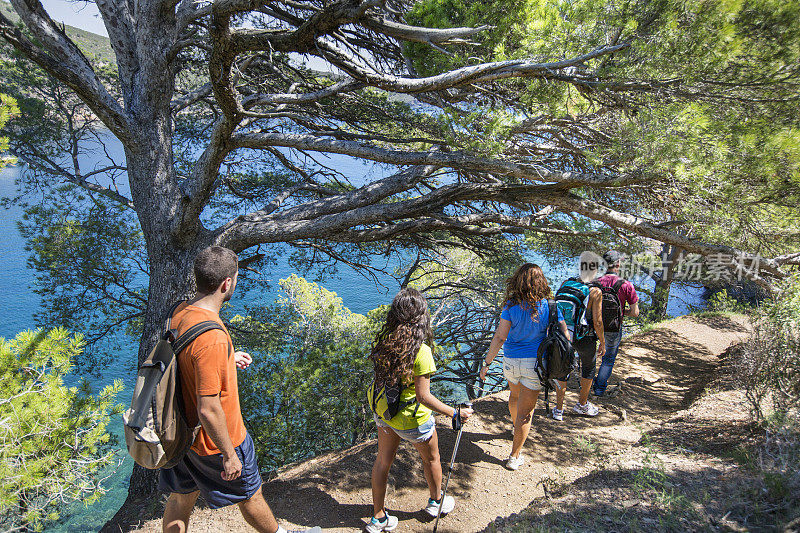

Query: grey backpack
left=122, top=303, right=222, bottom=469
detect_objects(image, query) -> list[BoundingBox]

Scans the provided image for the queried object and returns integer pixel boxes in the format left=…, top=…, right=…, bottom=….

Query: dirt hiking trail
left=127, top=314, right=751, bottom=533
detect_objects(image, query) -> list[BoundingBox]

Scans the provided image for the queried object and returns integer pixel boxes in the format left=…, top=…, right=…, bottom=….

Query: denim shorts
left=373, top=414, right=436, bottom=443
left=503, top=357, right=543, bottom=390
left=158, top=432, right=262, bottom=508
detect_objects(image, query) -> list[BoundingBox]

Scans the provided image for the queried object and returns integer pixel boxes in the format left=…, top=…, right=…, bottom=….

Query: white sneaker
left=364, top=510, right=398, bottom=532
left=573, top=401, right=600, bottom=416
left=505, top=455, right=524, bottom=470
left=551, top=407, right=564, bottom=421
left=424, top=493, right=455, bottom=517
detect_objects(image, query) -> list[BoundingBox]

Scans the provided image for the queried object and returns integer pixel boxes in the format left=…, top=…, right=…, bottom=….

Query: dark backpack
left=590, top=279, right=626, bottom=332
left=555, top=277, right=595, bottom=341
left=369, top=379, right=420, bottom=423
left=123, top=302, right=223, bottom=469
left=536, top=299, right=576, bottom=384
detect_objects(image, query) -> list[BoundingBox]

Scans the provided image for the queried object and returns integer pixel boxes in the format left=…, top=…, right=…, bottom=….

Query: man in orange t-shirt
left=159, top=246, right=319, bottom=533
left=170, top=301, right=246, bottom=457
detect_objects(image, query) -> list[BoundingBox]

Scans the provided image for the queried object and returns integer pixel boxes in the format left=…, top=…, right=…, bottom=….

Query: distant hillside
left=0, top=0, right=115, bottom=65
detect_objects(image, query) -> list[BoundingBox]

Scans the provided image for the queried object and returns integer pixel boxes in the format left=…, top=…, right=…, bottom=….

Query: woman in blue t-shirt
left=479, top=263, right=567, bottom=470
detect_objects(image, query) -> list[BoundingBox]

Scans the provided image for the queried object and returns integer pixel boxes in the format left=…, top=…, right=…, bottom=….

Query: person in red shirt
left=593, top=250, right=640, bottom=396
left=159, top=246, right=319, bottom=533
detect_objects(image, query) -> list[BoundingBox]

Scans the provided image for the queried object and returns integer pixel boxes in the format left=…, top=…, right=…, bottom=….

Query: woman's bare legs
left=510, top=384, right=540, bottom=458
left=508, top=381, right=520, bottom=422
left=412, top=428, right=443, bottom=500
left=371, top=426, right=402, bottom=518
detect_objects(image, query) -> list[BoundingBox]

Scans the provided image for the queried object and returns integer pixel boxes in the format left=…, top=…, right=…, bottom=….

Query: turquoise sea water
left=0, top=150, right=705, bottom=531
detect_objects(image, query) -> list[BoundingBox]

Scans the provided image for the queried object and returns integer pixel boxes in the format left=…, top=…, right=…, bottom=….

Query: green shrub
left=0, top=328, right=122, bottom=531
left=737, top=275, right=800, bottom=420
left=706, top=288, right=747, bottom=314
left=233, top=276, right=380, bottom=471
left=733, top=275, right=800, bottom=526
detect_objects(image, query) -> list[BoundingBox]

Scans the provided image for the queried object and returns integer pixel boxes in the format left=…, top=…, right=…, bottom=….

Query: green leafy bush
left=705, top=289, right=746, bottom=314
left=737, top=275, right=800, bottom=420
left=0, top=92, right=18, bottom=167
left=0, top=328, right=122, bottom=531
left=233, top=275, right=380, bottom=472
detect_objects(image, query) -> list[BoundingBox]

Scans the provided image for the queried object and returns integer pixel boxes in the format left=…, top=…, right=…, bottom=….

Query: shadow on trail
left=477, top=463, right=761, bottom=533
left=263, top=486, right=426, bottom=530
left=648, top=418, right=764, bottom=459
left=694, top=314, right=750, bottom=334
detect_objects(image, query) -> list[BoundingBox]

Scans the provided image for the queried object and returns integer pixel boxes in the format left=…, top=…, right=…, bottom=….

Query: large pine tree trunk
left=108, top=12, right=218, bottom=504
left=114, top=116, right=210, bottom=505
left=127, top=246, right=198, bottom=499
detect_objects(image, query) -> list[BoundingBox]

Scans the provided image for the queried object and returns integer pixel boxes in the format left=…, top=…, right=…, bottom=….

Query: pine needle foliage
left=0, top=328, right=122, bottom=532
left=0, top=92, right=17, bottom=167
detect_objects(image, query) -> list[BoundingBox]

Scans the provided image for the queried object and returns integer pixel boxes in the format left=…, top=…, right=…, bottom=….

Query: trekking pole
left=433, top=401, right=471, bottom=533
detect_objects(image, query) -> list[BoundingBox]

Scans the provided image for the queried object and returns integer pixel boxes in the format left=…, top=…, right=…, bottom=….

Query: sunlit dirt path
left=124, top=314, right=750, bottom=533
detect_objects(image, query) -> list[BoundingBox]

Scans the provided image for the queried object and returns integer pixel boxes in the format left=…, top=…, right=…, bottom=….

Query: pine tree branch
left=0, top=3, right=133, bottom=142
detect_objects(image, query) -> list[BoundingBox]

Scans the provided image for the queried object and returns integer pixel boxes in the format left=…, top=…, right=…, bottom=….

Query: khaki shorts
left=503, top=357, right=543, bottom=390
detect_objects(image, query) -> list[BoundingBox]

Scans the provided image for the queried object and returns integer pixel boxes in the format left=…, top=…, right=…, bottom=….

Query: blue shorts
left=158, top=432, right=262, bottom=508
left=373, top=414, right=436, bottom=443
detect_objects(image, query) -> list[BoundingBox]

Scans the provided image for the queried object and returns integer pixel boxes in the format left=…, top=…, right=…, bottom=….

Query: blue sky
left=41, top=0, right=107, bottom=36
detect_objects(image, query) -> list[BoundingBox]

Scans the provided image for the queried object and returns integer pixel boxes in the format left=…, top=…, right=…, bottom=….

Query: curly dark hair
left=369, top=288, right=433, bottom=387
left=503, top=263, right=552, bottom=319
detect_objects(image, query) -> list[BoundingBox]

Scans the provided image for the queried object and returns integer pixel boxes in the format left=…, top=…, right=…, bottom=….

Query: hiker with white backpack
left=592, top=250, right=640, bottom=397
left=551, top=266, right=605, bottom=420
left=366, top=288, right=473, bottom=532
left=479, top=263, right=568, bottom=470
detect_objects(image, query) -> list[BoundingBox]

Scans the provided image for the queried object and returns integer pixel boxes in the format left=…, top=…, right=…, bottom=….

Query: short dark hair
left=603, top=250, right=622, bottom=268
left=194, top=246, right=238, bottom=293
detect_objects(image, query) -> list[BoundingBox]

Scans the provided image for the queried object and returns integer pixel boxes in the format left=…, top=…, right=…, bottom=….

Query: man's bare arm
left=197, top=394, right=241, bottom=480
left=625, top=301, right=640, bottom=318
left=590, top=287, right=605, bottom=341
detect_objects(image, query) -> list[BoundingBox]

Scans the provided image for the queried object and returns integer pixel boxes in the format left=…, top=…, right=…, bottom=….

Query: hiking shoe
left=424, top=494, right=455, bottom=517
left=505, top=455, right=524, bottom=470
left=551, top=407, right=564, bottom=421
left=365, top=511, right=398, bottom=532
left=573, top=401, right=600, bottom=416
